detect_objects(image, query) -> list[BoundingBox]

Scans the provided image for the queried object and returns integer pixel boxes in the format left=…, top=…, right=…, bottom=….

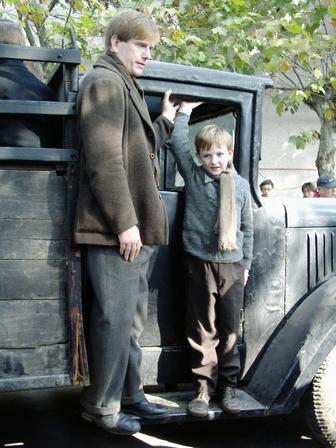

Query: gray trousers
left=80, top=245, right=154, bottom=416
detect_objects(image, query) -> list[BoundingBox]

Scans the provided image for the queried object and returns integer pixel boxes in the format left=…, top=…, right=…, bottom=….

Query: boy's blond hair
left=104, top=9, right=159, bottom=51
left=0, top=19, right=26, bottom=46
left=195, top=124, right=232, bottom=154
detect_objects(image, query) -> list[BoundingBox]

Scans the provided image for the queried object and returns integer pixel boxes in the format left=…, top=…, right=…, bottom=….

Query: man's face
left=318, top=186, right=336, bottom=198
left=111, top=37, right=155, bottom=77
left=260, top=184, right=273, bottom=197
left=197, top=145, right=233, bottom=177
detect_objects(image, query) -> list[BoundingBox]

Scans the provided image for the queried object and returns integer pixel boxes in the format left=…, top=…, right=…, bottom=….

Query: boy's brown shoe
left=187, top=392, right=210, bottom=417
left=220, top=386, right=241, bottom=414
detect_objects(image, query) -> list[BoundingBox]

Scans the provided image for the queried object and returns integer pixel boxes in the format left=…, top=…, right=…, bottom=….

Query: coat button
left=149, top=153, right=155, bottom=159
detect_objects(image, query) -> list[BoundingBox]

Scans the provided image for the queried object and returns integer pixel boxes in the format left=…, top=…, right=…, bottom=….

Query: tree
left=0, top=0, right=155, bottom=71
left=0, top=0, right=143, bottom=70
left=151, top=0, right=336, bottom=176
left=2, top=0, right=335, bottom=174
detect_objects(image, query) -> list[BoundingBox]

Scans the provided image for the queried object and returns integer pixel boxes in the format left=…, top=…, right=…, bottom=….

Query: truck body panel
left=1, top=47, right=336, bottom=443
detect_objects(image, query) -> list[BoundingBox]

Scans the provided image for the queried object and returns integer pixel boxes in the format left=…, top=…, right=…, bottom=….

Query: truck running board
left=144, top=389, right=268, bottom=424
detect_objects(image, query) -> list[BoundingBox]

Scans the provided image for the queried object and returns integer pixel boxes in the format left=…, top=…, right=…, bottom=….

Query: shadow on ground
left=0, top=387, right=319, bottom=448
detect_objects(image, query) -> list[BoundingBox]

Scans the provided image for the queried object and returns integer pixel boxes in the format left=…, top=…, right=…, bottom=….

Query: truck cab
left=1, top=44, right=336, bottom=448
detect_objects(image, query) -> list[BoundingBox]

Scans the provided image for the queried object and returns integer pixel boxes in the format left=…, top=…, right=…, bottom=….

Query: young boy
left=301, top=182, right=318, bottom=198
left=169, top=101, right=253, bottom=417
left=259, top=179, right=274, bottom=198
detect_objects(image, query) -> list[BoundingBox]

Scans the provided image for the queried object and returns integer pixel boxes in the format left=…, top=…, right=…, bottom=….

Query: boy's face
left=260, top=184, right=273, bottom=197
left=197, top=145, right=233, bottom=177
left=302, top=188, right=314, bottom=198
left=111, top=36, right=155, bottom=77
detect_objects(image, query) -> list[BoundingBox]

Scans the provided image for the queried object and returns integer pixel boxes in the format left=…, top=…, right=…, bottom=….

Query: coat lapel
left=94, top=53, right=156, bottom=141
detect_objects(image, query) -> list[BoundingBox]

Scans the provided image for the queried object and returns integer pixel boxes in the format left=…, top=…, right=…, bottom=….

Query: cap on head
left=317, top=175, right=336, bottom=189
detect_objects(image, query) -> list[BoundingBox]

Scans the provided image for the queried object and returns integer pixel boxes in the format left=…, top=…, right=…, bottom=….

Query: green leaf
left=287, top=20, right=302, bottom=34
left=313, top=69, right=323, bottom=80
left=276, top=102, right=284, bottom=115
left=330, top=77, right=336, bottom=89
left=198, top=51, right=206, bottom=62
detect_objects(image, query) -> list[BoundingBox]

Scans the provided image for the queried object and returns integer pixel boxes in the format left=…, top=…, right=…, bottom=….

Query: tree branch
left=62, top=1, right=73, bottom=48
left=272, top=84, right=296, bottom=90
left=319, top=0, right=329, bottom=36
left=276, top=72, right=298, bottom=89
left=48, top=0, right=59, bottom=14
left=23, top=20, right=37, bottom=46
left=291, top=66, right=306, bottom=90
left=290, top=57, right=315, bottom=78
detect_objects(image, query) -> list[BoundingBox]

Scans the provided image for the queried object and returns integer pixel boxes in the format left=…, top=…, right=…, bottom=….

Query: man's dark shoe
left=220, top=386, right=241, bottom=414
left=187, top=392, right=210, bottom=417
left=80, top=409, right=141, bottom=435
left=123, top=398, right=169, bottom=419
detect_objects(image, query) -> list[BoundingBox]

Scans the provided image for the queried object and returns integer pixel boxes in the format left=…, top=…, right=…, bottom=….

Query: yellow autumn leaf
left=280, top=60, right=290, bottom=71
left=324, top=110, right=335, bottom=121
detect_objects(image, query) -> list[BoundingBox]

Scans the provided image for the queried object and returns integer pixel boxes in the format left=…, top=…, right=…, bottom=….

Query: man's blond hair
left=195, top=124, right=233, bottom=154
left=104, top=9, right=159, bottom=51
left=0, top=19, right=26, bottom=46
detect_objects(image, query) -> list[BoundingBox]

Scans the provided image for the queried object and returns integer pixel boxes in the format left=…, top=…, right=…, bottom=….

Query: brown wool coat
left=73, top=53, right=173, bottom=246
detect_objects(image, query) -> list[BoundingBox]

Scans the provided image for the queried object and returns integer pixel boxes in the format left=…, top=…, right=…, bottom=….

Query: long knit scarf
left=213, top=165, right=238, bottom=251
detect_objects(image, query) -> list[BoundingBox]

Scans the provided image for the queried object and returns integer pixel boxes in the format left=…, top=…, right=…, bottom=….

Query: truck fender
left=246, top=275, right=336, bottom=413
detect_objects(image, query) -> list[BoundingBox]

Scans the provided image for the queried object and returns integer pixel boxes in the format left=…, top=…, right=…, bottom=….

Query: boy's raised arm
left=169, top=101, right=202, bottom=180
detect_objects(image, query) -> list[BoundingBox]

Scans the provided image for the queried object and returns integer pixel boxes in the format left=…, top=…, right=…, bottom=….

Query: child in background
left=259, top=179, right=274, bottom=198
left=301, top=182, right=318, bottom=198
left=169, top=101, right=253, bottom=417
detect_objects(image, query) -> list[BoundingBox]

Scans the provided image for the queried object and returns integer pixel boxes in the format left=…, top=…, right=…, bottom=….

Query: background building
left=259, top=92, right=320, bottom=199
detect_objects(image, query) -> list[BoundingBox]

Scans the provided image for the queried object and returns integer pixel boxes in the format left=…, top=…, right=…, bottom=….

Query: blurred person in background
left=316, top=175, right=336, bottom=198
left=259, top=179, right=274, bottom=198
left=301, top=182, right=318, bottom=198
left=0, top=19, right=59, bottom=148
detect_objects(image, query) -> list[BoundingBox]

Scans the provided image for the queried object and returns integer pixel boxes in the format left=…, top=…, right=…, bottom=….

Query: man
left=74, top=9, right=178, bottom=435
left=259, top=179, right=274, bottom=198
left=0, top=19, right=59, bottom=148
left=316, top=175, right=336, bottom=198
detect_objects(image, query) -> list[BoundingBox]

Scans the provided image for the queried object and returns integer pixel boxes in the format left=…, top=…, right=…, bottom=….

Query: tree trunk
left=315, top=117, right=336, bottom=177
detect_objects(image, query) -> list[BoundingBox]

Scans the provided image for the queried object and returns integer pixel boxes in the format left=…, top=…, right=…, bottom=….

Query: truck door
left=137, top=61, right=272, bottom=387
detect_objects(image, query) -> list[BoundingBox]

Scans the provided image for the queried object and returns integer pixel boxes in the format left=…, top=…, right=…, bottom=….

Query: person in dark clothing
left=316, top=175, right=336, bottom=198
left=169, top=101, right=253, bottom=418
left=74, top=9, right=178, bottom=436
left=0, top=19, right=59, bottom=148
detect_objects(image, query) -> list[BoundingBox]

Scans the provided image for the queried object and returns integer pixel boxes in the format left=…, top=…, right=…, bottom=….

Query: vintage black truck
left=1, top=42, right=336, bottom=448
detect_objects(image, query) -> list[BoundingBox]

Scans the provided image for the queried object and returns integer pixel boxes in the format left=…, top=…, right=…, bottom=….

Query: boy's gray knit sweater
left=169, top=112, right=253, bottom=268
